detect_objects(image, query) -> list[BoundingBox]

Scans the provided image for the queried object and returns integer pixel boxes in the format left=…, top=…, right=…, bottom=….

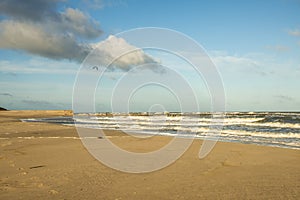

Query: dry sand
left=0, top=110, right=299, bottom=199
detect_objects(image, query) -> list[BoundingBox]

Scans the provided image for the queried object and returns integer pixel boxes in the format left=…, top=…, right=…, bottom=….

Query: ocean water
left=22, top=112, right=300, bottom=149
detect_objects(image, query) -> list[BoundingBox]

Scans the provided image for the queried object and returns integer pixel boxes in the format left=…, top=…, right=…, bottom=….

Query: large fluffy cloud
left=89, top=35, right=159, bottom=70
left=0, top=20, right=92, bottom=61
left=0, top=0, right=100, bottom=62
left=60, top=8, right=102, bottom=39
left=0, top=0, right=59, bottom=21
left=0, top=0, right=158, bottom=69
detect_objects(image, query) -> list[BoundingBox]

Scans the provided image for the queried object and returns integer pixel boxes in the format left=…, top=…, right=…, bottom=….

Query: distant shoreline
left=1, top=109, right=300, bottom=113
left=16, top=110, right=300, bottom=150
left=0, top=107, right=7, bottom=111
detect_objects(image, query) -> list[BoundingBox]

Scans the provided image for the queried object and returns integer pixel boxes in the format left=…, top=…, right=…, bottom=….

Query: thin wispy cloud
left=83, top=0, right=126, bottom=10
left=21, top=99, right=66, bottom=109
left=288, top=29, right=300, bottom=37
left=266, top=45, right=289, bottom=52
left=85, top=0, right=105, bottom=9
left=274, top=95, right=295, bottom=102
left=208, top=51, right=298, bottom=77
left=288, top=29, right=300, bottom=46
left=212, top=55, right=259, bottom=67
left=0, top=59, right=79, bottom=74
left=210, top=52, right=269, bottom=76
left=0, top=93, right=13, bottom=97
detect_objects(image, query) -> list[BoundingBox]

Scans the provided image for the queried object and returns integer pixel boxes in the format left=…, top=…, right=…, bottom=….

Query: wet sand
left=0, top=110, right=299, bottom=199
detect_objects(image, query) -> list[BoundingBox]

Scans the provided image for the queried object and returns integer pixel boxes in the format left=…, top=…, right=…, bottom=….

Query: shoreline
left=0, top=110, right=299, bottom=199
left=19, top=111, right=300, bottom=150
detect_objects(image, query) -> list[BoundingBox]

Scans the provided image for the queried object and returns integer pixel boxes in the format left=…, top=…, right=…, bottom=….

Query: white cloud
left=0, top=1, right=159, bottom=71
left=87, top=35, right=160, bottom=70
left=209, top=51, right=300, bottom=79
left=211, top=53, right=259, bottom=67
left=0, top=1, right=100, bottom=62
left=60, top=8, right=102, bottom=39
left=0, top=35, right=161, bottom=75
left=209, top=51, right=272, bottom=76
left=0, top=20, right=92, bottom=61
left=0, top=0, right=60, bottom=21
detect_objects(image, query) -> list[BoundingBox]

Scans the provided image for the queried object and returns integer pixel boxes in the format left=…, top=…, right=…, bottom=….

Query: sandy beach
left=0, top=110, right=299, bottom=199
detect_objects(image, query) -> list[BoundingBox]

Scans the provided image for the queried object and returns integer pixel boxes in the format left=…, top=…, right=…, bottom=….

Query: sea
left=22, top=112, right=300, bottom=150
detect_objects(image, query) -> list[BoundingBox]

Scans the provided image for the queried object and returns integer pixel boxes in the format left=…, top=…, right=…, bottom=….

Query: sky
left=0, top=0, right=300, bottom=112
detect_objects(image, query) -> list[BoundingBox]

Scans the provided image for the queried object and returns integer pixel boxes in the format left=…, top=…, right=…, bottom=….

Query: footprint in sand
left=0, top=155, right=6, bottom=160
left=20, top=172, right=28, bottom=175
left=1, top=185, right=15, bottom=191
left=8, top=160, right=15, bottom=168
left=34, top=183, right=44, bottom=188
left=1, top=141, right=12, bottom=147
left=221, top=159, right=242, bottom=167
left=49, top=189, right=59, bottom=195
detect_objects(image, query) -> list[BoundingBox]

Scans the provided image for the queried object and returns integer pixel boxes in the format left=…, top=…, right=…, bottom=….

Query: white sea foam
left=245, top=122, right=300, bottom=129
left=21, top=112, right=300, bottom=149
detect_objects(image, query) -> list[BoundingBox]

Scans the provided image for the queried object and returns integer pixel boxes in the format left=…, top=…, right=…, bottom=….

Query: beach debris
left=48, top=189, right=59, bottom=195
left=29, top=165, right=45, bottom=169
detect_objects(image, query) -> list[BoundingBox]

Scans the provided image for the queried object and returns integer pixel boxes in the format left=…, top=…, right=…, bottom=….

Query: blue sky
left=0, top=0, right=300, bottom=111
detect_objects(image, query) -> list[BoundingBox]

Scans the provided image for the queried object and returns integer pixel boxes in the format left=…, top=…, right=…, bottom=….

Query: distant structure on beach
left=0, top=107, right=7, bottom=111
